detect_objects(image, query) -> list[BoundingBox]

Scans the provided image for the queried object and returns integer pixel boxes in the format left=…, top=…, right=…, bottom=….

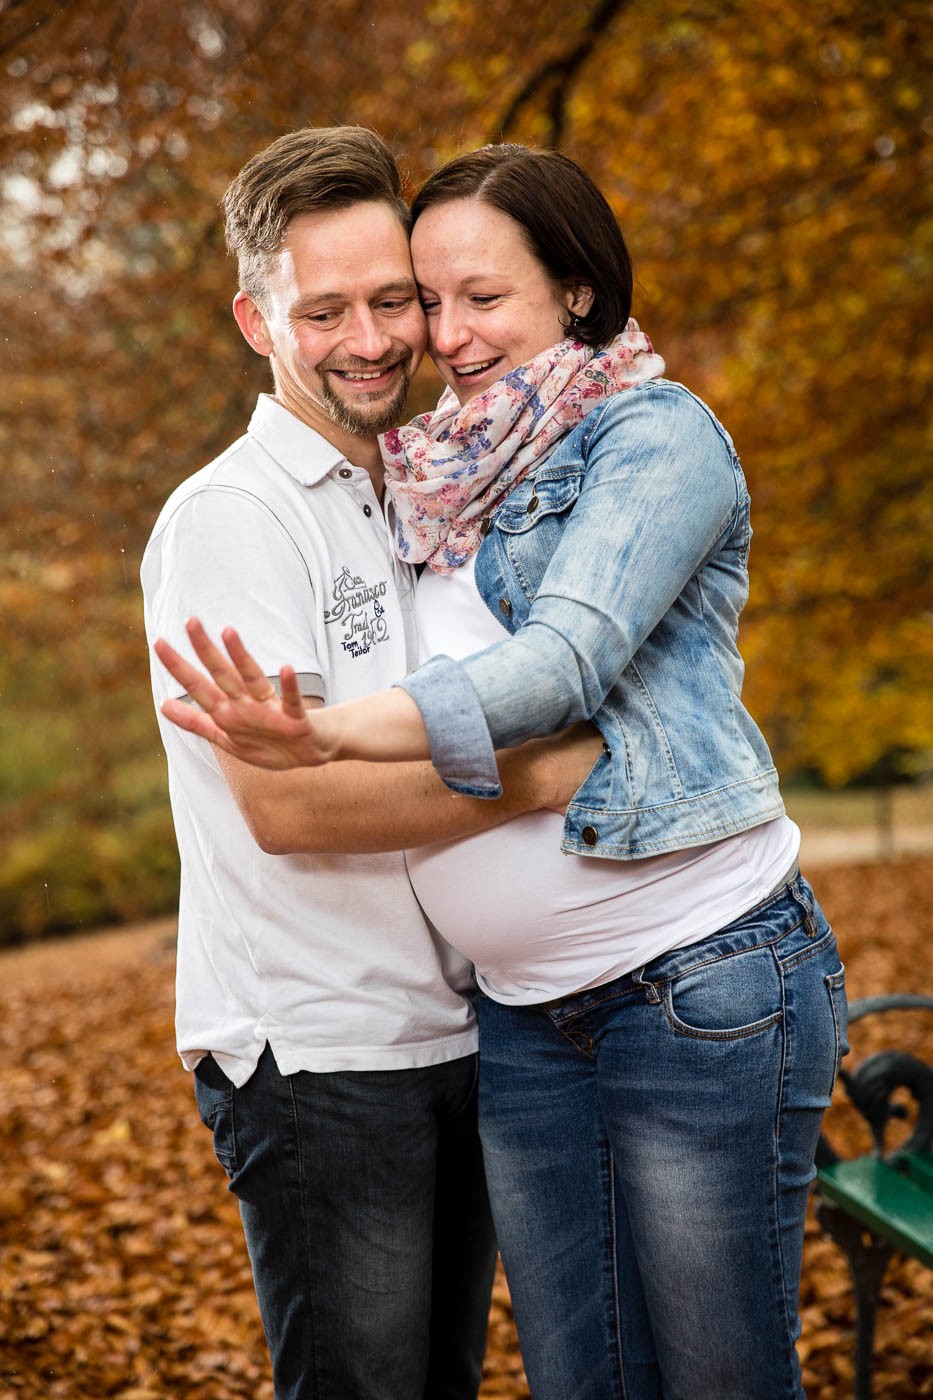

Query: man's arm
left=217, top=703, right=603, bottom=854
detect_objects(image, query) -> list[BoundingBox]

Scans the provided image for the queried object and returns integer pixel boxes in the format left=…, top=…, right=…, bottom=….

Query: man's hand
left=155, top=621, right=336, bottom=769
left=498, top=723, right=605, bottom=815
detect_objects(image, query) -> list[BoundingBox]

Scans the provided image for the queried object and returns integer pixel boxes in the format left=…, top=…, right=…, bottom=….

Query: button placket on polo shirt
left=336, top=464, right=381, bottom=526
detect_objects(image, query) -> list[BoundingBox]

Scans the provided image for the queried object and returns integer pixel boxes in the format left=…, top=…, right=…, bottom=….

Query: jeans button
left=582, top=825, right=598, bottom=846
left=499, top=597, right=512, bottom=617
left=526, top=494, right=540, bottom=513
left=480, top=516, right=493, bottom=535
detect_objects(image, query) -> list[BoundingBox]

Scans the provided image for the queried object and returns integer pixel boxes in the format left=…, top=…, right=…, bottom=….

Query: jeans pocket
left=825, top=964, right=849, bottom=1089
left=662, top=945, right=784, bottom=1041
left=194, top=1055, right=238, bottom=1178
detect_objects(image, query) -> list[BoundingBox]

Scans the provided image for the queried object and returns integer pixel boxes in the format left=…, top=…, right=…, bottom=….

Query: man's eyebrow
left=291, top=279, right=418, bottom=314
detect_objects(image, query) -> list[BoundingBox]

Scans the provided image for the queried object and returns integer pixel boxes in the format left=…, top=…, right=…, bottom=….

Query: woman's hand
left=155, top=620, right=337, bottom=770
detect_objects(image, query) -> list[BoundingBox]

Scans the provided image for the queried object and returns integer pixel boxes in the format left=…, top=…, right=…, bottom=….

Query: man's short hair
left=222, top=125, right=410, bottom=305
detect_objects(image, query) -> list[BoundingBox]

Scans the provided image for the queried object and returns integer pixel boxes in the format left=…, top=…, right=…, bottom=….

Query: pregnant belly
left=405, top=811, right=650, bottom=1003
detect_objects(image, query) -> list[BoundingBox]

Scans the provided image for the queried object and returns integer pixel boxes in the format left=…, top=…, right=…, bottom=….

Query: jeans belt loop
left=789, top=870, right=818, bottom=936
left=632, top=967, right=661, bottom=1006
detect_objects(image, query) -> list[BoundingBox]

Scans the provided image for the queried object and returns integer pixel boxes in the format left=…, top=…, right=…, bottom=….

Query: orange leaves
left=1, top=861, right=932, bottom=1397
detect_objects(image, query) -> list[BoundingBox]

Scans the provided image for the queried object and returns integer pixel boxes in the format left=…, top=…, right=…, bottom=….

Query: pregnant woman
left=157, top=143, right=848, bottom=1400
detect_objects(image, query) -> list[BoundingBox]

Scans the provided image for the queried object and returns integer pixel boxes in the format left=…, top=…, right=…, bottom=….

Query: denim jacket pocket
left=493, top=472, right=581, bottom=535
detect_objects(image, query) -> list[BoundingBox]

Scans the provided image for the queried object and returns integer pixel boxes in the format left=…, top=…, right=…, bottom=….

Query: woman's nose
left=431, top=306, right=470, bottom=357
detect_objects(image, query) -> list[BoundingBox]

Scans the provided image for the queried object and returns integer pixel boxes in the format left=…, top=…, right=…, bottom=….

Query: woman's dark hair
left=411, top=144, right=632, bottom=348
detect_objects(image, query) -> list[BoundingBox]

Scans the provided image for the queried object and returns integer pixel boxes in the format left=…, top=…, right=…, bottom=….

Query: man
left=142, top=126, right=593, bottom=1400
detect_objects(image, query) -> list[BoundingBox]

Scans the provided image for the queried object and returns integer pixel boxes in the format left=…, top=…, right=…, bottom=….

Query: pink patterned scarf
left=381, top=320, right=664, bottom=575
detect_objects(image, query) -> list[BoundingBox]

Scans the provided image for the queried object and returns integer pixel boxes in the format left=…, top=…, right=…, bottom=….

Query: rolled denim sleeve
left=396, top=655, right=502, bottom=797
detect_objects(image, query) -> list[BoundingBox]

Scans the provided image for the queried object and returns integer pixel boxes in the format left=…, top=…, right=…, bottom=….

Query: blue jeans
left=194, top=1045, right=496, bottom=1400
left=477, top=873, right=848, bottom=1400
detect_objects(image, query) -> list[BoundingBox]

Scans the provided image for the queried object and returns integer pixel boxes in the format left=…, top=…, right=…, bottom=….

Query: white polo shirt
left=141, top=394, right=477, bottom=1085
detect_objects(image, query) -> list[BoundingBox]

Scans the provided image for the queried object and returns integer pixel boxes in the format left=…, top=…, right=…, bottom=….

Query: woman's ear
left=568, top=284, right=595, bottom=318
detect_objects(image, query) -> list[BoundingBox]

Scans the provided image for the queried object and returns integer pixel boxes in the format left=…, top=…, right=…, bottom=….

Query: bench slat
left=817, top=1154, right=933, bottom=1269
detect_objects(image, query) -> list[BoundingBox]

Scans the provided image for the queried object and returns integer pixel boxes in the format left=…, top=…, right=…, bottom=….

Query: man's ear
left=232, top=291, right=273, bottom=357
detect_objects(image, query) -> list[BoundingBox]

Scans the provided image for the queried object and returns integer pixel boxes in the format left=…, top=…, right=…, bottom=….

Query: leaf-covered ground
left=1, top=857, right=931, bottom=1398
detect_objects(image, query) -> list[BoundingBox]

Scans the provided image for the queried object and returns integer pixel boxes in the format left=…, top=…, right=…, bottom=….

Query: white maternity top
left=405, top=557, right=800, bottom=1005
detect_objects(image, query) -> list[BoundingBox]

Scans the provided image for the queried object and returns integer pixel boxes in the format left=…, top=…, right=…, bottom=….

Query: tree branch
left=494, top=0, right=632, bottom=144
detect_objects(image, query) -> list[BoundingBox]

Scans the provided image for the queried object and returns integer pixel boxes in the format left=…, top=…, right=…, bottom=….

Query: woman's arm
left=157, top=386, right=739, bottom=789
left=156, top=623, right=603, bottom=817
left=397, top=385, right=742, bottom=792
left=156, top=622, right=428, bottom=767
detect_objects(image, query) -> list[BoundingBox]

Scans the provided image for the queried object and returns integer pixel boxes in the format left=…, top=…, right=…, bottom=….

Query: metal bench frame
left=814, top=993, right=933, bottom=1400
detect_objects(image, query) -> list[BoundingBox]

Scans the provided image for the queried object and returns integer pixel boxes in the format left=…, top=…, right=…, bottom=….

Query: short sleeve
left=142, top=485, right=325, bottom=703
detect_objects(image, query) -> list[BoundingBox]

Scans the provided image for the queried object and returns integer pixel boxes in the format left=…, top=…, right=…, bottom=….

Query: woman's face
left=410, top=198, right=584, bottom=406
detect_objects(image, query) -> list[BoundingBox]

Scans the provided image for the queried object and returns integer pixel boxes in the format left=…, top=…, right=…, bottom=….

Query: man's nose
left=345, top=309, right=393, bottom=359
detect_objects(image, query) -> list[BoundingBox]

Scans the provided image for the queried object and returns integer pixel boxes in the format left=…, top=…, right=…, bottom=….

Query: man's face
left=236, top=201, right=426, bottom=445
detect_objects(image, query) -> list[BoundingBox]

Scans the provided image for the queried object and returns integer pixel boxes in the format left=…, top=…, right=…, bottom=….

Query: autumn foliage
left=0, top=1, right=931, bottom=938
left=1, top=854, right=931, bottom=1397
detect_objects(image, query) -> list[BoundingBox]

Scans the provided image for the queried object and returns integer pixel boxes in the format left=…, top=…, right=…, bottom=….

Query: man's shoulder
left=145, top=429, right=298, bottom=545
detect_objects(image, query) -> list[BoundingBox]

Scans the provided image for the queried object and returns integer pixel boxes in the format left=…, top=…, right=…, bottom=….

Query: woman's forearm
left=324, top=685, right=432, bottom=763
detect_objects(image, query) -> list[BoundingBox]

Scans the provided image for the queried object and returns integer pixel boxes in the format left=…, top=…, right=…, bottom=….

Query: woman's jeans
left=194, top=1046, right=496, bottom=1400
left=477, top=873, right=848, bottom=1400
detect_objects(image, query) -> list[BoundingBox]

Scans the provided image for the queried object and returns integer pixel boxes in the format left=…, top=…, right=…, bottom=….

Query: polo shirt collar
left=247, top=393, right=351, bottom=487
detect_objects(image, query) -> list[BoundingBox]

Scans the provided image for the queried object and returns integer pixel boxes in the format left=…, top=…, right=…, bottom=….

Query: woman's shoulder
left=581, top=378, right=737, bottom=455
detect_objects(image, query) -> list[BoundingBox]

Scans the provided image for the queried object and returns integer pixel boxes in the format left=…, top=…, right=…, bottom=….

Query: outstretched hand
left=155, top=620, right=336, bottom=770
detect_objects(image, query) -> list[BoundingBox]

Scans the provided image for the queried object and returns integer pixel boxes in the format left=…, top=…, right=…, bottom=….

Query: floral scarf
left=381, top=319, right=665, bottom=575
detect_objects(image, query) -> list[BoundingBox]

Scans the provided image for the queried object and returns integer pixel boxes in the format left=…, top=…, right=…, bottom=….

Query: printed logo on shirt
left=324, top=565, right=391, bottom=658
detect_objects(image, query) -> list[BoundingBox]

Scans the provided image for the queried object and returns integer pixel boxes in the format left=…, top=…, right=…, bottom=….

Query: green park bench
left=813, top=993, right=933, bottom=1400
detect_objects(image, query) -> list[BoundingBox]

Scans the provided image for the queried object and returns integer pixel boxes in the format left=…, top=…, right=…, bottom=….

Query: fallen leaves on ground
left=1, top=857, right=931, bottom=1398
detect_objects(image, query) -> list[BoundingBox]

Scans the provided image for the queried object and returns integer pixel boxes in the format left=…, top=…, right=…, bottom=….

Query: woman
left=158, top=145, right=847, bottom=1400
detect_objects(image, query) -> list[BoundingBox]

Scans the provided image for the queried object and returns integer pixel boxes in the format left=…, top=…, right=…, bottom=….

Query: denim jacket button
left=499, top=597, right=512, bottom=617
left=582, top=825, right=599, bottom=846
left=526, top=494, right=540, bottom=513
left=480, top=516, right=492, bottom=535
left=602, top=742, right=612, bottom=758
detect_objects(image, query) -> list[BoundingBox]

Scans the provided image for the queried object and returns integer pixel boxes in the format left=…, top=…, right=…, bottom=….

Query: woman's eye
left=419, top=298, right=440, bottom=314
left=470, top=295, right=501, bottom=307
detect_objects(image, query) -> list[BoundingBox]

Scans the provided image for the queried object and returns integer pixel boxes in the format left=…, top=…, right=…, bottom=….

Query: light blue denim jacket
left=398, top=379, right=785, bottom=858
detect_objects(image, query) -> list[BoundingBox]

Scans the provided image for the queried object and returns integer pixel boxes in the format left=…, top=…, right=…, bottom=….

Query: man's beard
left=319, top=351, right=413, bottom=436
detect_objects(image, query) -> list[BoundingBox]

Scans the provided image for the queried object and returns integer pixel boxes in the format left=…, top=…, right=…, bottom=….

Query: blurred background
left=1, top=0, right=931, bottom=945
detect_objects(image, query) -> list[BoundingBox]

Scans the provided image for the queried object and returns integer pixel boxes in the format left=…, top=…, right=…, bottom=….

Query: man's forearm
left=218, top=738, right=573, bottom=856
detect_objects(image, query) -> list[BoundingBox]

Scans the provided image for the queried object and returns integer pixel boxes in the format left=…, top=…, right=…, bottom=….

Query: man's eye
left=378, top=298, right=414, bottom=314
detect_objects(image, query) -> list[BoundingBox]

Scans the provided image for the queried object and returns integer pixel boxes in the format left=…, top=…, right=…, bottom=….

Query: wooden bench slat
left=816, top=1154, right=933, bottom=1269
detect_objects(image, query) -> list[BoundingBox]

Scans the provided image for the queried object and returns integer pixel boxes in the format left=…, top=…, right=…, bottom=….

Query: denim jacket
left=398, top=379, right=785, bottom=858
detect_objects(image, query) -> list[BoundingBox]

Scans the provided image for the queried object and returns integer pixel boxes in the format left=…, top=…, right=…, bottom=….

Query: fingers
left=156, top=621, right=277, bottom=710
left=153, top=637, right=224, bottom=712
left=278, top=665, right=308, bottom=718
left=160, top=696, right=225, bottom=745
left=219, top=626, right=278, bottom=701
left=185, top=619, right=255, bottom=700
